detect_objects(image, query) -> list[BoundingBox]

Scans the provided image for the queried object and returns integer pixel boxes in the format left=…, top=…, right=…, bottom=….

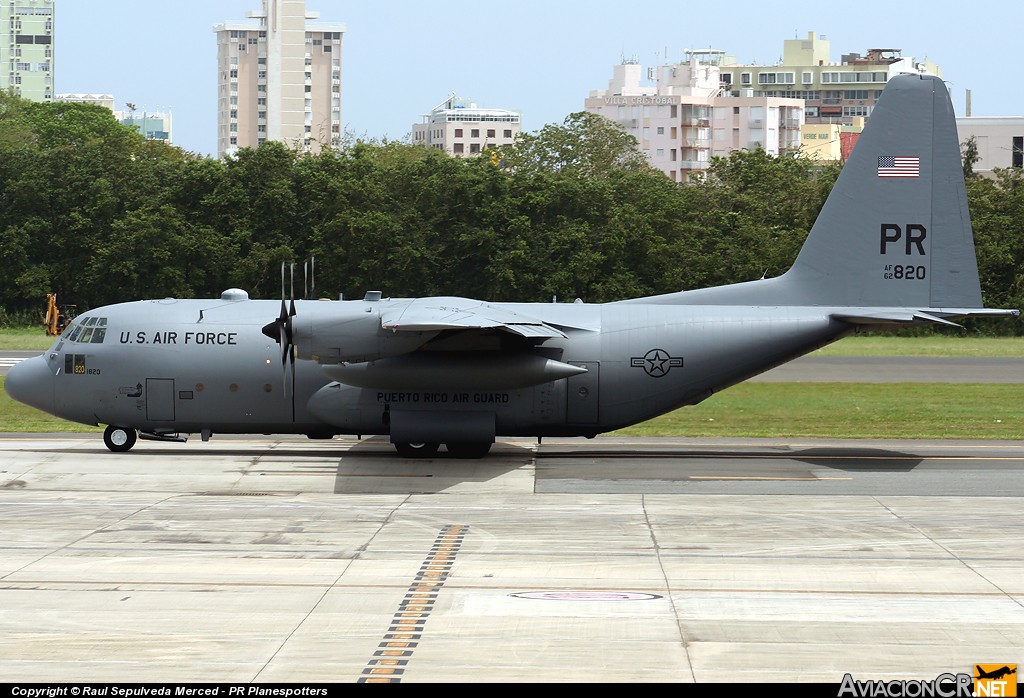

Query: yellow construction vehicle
left=44, top=293, right=76, bottom=336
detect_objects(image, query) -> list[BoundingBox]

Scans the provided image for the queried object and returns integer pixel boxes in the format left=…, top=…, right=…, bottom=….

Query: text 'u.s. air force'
left=118, top=331, right=238, bottom=345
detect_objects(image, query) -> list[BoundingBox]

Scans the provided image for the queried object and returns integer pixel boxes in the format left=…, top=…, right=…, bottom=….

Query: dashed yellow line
left=358, top=524, right=469, bottom=683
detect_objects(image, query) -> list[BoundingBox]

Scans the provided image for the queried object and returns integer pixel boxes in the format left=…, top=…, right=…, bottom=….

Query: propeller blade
left=289, top=263, right=297, bottom=318
left=289, top=343, right=296, bottom=395
left=279, top=261, right=288, bottom=321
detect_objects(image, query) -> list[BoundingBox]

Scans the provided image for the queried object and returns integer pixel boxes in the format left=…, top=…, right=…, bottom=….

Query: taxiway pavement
left=1, top=434, right=1023, bottom=683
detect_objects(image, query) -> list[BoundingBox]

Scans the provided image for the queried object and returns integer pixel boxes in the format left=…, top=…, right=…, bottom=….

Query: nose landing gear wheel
left=103, top=425, right=138, bottom=453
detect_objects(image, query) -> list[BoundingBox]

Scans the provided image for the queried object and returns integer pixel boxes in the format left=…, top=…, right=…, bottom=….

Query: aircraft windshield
left=65, top=316, right=107, bottom=344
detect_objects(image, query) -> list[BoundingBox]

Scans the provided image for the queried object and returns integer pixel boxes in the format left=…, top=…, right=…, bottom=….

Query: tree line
left=0, top=94, right=1020, bottom=334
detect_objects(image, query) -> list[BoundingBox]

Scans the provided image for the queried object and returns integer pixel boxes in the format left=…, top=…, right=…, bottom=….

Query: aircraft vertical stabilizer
left=785, top=73, right=979, bottom=309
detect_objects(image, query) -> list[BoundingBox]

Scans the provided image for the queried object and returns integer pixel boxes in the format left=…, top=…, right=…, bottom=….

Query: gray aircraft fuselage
left=24, top=294, right=847, bottom=439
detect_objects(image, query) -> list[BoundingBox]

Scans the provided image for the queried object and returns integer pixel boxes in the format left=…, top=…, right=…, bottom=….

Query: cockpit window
left=65, top=317, right=107, bottom=343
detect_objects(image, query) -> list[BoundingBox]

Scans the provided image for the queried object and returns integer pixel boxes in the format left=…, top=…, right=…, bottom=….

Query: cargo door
left=146, top=378, right=176, bottom=421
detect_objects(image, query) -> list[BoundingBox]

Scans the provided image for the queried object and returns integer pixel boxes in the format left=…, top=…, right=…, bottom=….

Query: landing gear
left=103, top=425, right=138, bottom=453
left=445, top=442, right=492, bottom=459
left=394, top=442, right=440, bottom=458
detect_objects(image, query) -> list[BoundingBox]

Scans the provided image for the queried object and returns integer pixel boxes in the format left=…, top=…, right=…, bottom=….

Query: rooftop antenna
left=431, top=91, right=457, bottom=112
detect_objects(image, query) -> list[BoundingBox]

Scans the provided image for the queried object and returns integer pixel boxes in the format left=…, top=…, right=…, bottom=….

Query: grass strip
left=615, top=383, right=1023, bottom=440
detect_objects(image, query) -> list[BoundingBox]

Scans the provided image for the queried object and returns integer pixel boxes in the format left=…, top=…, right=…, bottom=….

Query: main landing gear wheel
left=394, top=442, right=440, bottom=458
left=103, top=425, right=138, bottom=453
left=445, top=442, right=492, bottom=459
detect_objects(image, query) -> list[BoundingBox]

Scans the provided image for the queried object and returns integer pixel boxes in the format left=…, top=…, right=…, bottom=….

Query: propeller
left=261, top=261, right=297, bottom=396
left=260, top=257, right=318, bottom=397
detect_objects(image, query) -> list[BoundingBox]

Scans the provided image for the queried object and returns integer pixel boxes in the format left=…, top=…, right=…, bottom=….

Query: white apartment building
left=2, top=0, right=54, bottom=102
left=57, top=94, right=174, bottom=144
left=214, top=0, right=345, bottom=157
left=412, top=95, right=521, bottom=157
left=956, top=117, right=1024, bottom=176
left=57, top=93, right=116, bottom=111
left=117, top=110, right=174, bottom=144
left=585, top=54, right=803, bottom=181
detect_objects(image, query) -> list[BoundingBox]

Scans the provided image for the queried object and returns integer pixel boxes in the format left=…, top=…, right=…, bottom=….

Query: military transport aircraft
left=5, top=75, right=1019, bottom=457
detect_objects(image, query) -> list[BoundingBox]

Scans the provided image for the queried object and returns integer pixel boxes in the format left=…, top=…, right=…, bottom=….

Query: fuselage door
left=146, top=378, right=176, bottom=422
left=565, top=361, right=599, bottom=424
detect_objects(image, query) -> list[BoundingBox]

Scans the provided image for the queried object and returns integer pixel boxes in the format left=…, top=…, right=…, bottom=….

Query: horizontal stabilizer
left=833, top=307, right=1019, bottom=327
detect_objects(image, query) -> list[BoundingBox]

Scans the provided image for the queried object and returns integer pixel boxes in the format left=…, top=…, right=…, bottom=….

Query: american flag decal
left=877, top=155, right=920, bottom=178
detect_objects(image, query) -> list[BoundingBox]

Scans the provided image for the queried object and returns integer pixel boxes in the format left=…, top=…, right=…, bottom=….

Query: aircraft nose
left=4, top=354, right=55, bottom=414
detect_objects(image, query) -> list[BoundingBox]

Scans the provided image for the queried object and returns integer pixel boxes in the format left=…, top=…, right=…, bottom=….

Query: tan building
left=412, top=95, right=521, bottom=157
left=585, top=54, right=803, bottom=181
left=214, top=0, right=344, bottom=157
left=726, top=31, right=941, bottom=125
left=801, top=121, right=863, bottom=161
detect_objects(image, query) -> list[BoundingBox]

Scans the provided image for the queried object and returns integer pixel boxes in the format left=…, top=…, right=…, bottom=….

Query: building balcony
left=681, top=117, right=711, bottom=128
left=680, top=160, right=709, bottom=170
left=684, top=138, right=712, bottom=149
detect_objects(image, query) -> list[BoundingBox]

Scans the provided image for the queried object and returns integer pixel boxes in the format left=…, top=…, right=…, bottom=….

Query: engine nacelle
left=322, top=352, right=587, bottom=390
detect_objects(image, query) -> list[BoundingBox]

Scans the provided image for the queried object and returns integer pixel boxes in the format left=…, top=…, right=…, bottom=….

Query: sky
left=56, top=0, right=1024, bottom=157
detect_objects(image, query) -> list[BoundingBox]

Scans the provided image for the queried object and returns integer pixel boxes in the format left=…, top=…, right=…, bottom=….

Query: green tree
left=961, top=136, right=981, bottom=180
left=498, top=111, right=653, bottom=178
left=966, top=168, right=1024, bottom=334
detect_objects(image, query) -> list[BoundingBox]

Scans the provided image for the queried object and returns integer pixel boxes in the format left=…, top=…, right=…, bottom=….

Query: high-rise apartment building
left=214, top=0, right=344, bottom=158
left=412, top=95, right=521, bottom=157
left=586, top=54, right=804, bottom=182
left=2, top=0, right=54, bottom=102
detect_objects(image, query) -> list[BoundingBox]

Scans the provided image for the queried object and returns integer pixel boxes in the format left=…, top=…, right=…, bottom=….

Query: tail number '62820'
left=883, top=264, right=926, bottom=280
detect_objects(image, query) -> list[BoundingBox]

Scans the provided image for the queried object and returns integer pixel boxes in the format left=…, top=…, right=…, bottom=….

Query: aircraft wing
left=380, top=297, right=567, bottom=339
